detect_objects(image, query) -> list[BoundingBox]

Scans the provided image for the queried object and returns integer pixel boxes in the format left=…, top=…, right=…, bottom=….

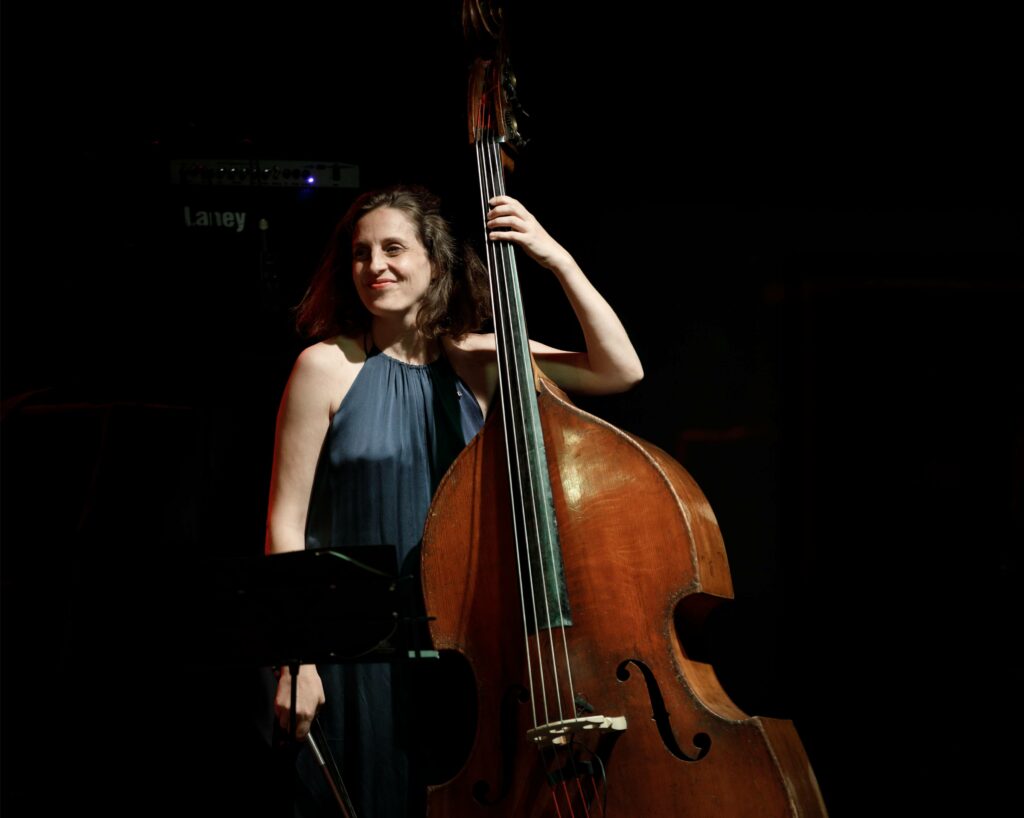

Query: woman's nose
left=369, top=247, right=389, bottom=272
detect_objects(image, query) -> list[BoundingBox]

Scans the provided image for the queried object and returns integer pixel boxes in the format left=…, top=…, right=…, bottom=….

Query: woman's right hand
left=274, top=663, right=326, bottom=740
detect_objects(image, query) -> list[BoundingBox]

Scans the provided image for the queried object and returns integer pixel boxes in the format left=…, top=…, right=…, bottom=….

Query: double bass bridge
left=526, top=715, right=628, bottom=747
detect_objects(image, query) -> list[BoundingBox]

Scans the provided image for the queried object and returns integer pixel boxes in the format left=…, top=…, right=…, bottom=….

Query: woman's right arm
left=265, top=342, right=344, bottom=738
left=266, top=343, right=340, bottom=555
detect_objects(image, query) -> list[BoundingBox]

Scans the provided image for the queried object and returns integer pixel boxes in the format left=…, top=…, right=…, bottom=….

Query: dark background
left=2, top=3, right=1021, bottom=816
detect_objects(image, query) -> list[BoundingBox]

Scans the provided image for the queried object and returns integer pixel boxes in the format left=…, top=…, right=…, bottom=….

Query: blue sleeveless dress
left=297, top=344, right=484, bottom=818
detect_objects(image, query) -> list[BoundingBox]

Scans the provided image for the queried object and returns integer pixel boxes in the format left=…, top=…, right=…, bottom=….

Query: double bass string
left=476, top=143, right=601, bottom=818
left=473, top=124, right=542, bottom=729
left=473, top=121, right=578, bottom=730
left=478, top=133, right=566, bottom=728
left=475, top=130, right=554, bottom=726
left=471, top=79, right=606, bottom=814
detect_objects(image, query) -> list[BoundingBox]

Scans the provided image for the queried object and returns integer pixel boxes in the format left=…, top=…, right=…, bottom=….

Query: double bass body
left=422, top=378, right=828, bottom=816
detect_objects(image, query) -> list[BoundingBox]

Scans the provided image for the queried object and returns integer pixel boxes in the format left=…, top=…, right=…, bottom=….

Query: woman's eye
left=353, top=247, right=369, bottom=260
left=385, top=244, right=403, bottom=254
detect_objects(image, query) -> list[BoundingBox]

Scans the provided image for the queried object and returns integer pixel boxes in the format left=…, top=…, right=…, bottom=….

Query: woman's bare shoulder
left=294, top=335, right=365, bottom=373
left=285, top=335, right=367, bottom=414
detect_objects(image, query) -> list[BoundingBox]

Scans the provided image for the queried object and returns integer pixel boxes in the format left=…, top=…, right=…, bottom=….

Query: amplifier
left=170, top=158, right=359, bottom=189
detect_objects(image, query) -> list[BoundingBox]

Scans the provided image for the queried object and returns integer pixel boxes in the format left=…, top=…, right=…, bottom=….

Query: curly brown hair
left=294, top=185, right=491, bottom=340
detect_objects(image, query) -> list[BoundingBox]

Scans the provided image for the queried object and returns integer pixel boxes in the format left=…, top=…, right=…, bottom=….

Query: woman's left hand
left=486, top=196, right=571, bottom=270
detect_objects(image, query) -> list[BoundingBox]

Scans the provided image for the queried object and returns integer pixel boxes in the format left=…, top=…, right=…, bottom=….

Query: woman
left=265, top=184, right=642, bottom=816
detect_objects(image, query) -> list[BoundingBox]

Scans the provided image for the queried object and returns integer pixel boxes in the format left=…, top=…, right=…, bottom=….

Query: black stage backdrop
left=2, top=3, right=1021, bottom=816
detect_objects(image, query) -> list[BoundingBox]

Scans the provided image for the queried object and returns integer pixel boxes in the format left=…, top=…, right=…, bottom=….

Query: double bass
left=421, top=4, right=828, bottom=814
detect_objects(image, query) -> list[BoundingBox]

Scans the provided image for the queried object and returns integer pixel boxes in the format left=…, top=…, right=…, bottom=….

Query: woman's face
left=351, top=207, right=434, bottom=323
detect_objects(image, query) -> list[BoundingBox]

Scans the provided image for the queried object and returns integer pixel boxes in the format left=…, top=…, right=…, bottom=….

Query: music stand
left=196, top=546, right=404, bottom=668
left=191, top=545, right=424, bottom=818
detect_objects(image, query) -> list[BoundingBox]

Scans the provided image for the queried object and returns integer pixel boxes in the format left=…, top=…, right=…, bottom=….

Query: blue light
left=306, top=175, right=315, bottom=185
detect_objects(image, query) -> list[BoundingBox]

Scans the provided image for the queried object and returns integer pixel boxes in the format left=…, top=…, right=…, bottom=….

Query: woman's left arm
left=486, top=195, right=644, bottom=394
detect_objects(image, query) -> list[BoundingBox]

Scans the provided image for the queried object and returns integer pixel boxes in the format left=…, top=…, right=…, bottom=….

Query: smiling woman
left=293, top=185, right=491, bottom=356
left=263, top=183, right=642, bottom=817
left=351, top=208, right=434, bottom=316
